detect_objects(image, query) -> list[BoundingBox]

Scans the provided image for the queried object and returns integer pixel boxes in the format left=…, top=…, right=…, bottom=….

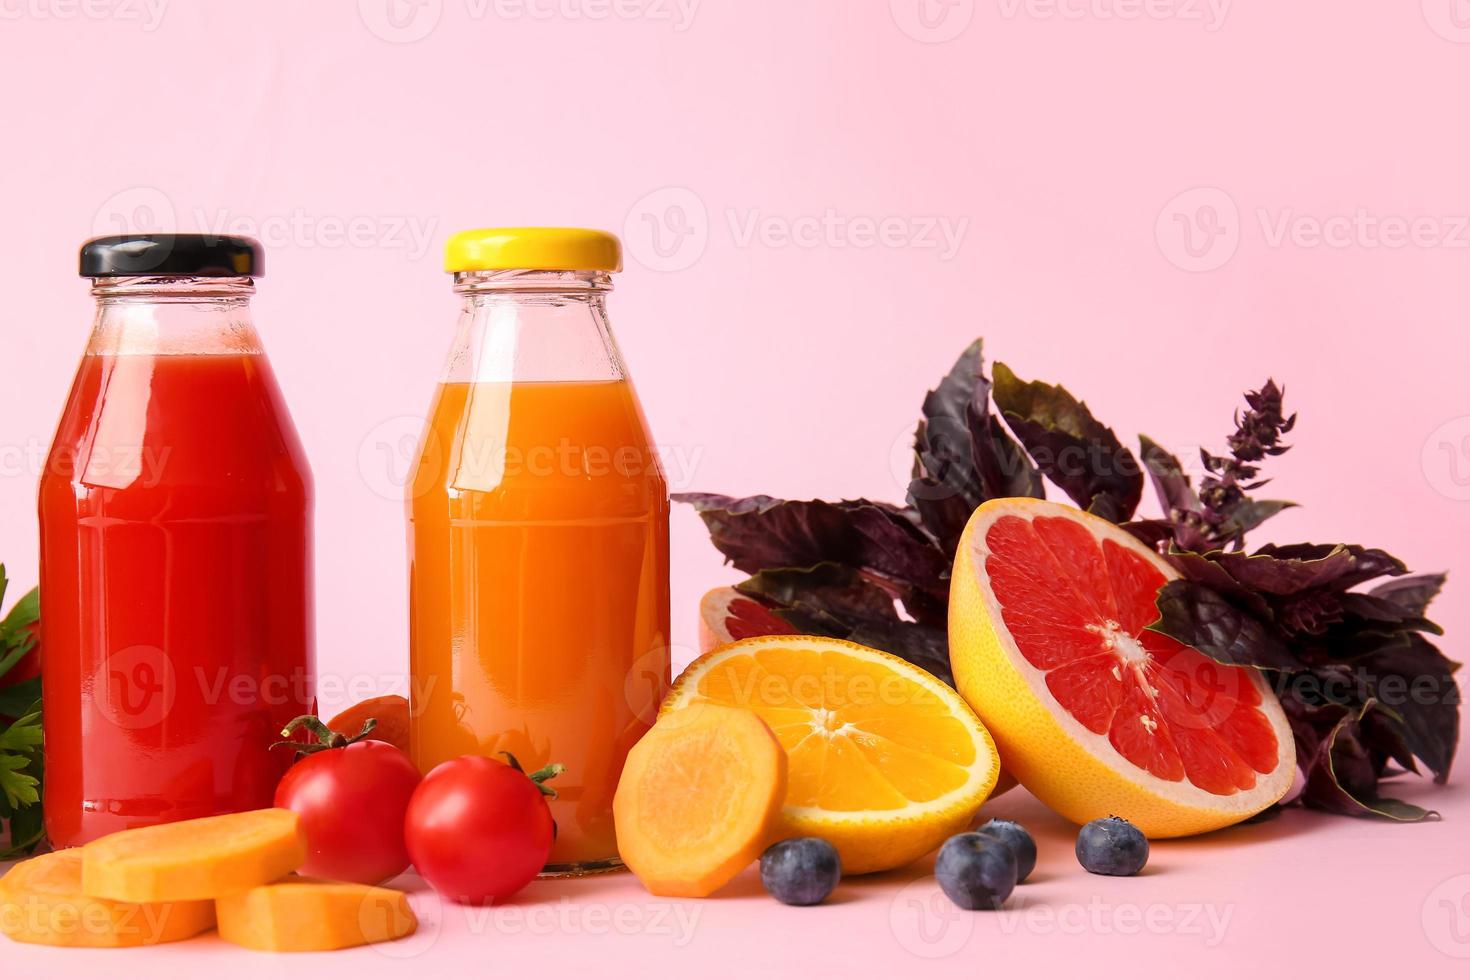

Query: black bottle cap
left=79, top=234, right=264, bottom=278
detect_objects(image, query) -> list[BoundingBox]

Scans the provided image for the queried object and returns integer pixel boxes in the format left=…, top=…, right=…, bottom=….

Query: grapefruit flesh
left=950, top=499, right=1294, bottom=837
left=698, top=586, right=793, bottom=653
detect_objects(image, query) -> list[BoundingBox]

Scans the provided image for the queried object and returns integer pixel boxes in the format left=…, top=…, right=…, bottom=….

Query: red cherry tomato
left=274, top=737, right=421, bottom=884
left=404, top=755, right=560, bottom=905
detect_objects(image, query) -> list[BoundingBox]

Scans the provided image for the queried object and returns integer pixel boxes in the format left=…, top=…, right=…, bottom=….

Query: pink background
left=2, top=1, right=1468, bottom=975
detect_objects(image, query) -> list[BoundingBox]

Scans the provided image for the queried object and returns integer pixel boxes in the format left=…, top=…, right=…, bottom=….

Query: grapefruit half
left=949, top=498, right=1294, bottom=837
left=698, top=587, right=794, bottom=653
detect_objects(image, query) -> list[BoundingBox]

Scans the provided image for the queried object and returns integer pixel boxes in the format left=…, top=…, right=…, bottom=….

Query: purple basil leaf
left=1199, top=543, right=1405, bottom=598
left=737, top=563, right=902, bottom=628
left=907, top=340, right=1041, bottom=552
left=737, top=563, right=952, bottom=684
left=1161, top=550, right=1278, bottom=622
left=1369, top=573, right=1447, bottom=618
left=907, top=486, right=974, bottom=558
left=966, top=401, right=1044, bottom=502
left=1221, top=499, right=1296, bottom=539
left=1147, top=579, right=1302, bottom=671
left=1301, top=703, right=1439, bottom=822
left=1337, top=592, right=1443, bottom=635
left=1356, top=633, right=1460, bottom=781
left=673, top=494, right=949, bottom=603
left=1120, top=518, right=1176, bottom=551
left=991, top=362, right=1142, bottom=523
left=1138, top=434, right=1197, bottom=517
left=1360, top=705, right=1422, bottom=777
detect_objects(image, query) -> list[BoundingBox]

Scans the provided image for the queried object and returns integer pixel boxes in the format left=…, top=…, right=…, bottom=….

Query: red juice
left=40, top=241, right=313, bottom=847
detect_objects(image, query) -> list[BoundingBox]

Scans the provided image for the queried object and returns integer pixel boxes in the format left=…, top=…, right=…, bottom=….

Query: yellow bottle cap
left=444, top=227, right=623, bottom=273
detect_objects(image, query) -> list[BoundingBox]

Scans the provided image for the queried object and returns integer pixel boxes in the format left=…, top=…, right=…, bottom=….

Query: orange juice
left=408, top=375, right=670, bottom=871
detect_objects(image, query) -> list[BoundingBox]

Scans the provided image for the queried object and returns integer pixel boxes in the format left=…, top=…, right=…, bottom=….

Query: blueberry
left=1075, top=816, right=1149, bottom=876
left=935, top=832, right=1017, bottom=910
left=976, top=819, right=1037, bottom=883
left=760, top=838, right=841, bottom=906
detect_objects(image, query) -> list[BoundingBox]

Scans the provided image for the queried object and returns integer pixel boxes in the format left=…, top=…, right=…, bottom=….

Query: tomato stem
left=500, top=752, right=566, bottom=799
left=271, top=715, right=380, bottom=757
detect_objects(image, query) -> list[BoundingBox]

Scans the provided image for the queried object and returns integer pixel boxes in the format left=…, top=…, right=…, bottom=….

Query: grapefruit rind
left=949, top=498, right=1295, bottom=838
left=663, top=635, right=1000, bottom=874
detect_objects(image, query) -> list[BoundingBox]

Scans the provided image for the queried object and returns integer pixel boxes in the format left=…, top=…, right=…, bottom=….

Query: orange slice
left=663, top=636, right=999, bottom=874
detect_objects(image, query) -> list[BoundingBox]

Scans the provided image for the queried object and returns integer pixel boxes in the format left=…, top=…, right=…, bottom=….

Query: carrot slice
left=0, top=850, right=214, bottom=947
left=215, top=877, right=417, bottom=951
left=82, top=808, right=307, bottom=903
left=613, top=703, right=787, bottom=897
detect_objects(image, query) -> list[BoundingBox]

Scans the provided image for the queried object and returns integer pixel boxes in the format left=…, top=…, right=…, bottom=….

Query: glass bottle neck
left=445, top=269, right=625, bottom=384
left=87, top=276, right=262, bottom=356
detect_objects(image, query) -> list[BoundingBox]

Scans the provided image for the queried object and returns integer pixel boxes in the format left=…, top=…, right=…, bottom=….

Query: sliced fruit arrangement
left=950, top=498, right=1296, bottom=837
left=614, top=702, right=787, bottom=897
left=0, top=849, right=215, bottom=948
left=662, top=635, right=1000, bottom=875
left=1, top=809, right=416, bottom=951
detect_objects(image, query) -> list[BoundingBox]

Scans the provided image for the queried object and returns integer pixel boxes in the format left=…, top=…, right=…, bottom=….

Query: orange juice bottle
left=407, top=228, right=670, bottom=874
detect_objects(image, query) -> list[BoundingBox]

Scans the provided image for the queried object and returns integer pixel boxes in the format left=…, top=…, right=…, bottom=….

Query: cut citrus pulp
left=663, top=635, right=1000, bottom=873
left=950, top=498, right=1295, bottom=837
left=697, top=586, right=794, bottom=653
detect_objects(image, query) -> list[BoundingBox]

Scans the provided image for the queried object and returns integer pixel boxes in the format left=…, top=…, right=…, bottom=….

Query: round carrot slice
left=614, top=703, right=786, bottom=898
left=0, top=850, right=214, bottom=947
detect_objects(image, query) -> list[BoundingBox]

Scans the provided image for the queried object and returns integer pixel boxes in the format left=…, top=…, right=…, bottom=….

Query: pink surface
left=2, top=1, right=1468, bottom=975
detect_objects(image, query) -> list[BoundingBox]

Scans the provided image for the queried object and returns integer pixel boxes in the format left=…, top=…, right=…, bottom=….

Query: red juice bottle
left=38, top=235, right=315, bottom=847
